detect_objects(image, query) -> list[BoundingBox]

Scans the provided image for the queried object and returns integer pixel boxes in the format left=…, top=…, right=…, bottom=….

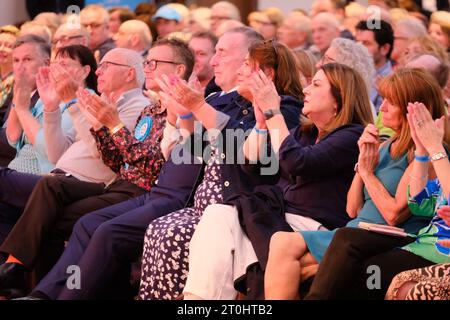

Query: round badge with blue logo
left=134, top=116, right=153, bottom=142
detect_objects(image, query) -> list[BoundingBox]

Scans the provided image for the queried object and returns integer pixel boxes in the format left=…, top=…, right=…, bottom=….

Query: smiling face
left=429, top=23, right=450, bottom=50
left=0, top=32, right=16, bottom=66
left=302, top=69, right=337, bottom=129
left=143, top=45, right=181, bottom=92
left=189, top=36, right=215, bottom=82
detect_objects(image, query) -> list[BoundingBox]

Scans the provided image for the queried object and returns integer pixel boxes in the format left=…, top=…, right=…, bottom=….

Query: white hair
left=211, top=1, right=241, bottom=21
left=120, top=20, right=153, bottom=49
left=190, top=7, right=212, bottom=31
left=313, top=12, right=340, bottom=30
left=81, top=4, right=110, bottom=24
left=395, top=18, right=427, bottom=39
left=330, top=38, right=375, bottom=93
left=20, top=22, right=52, bottom=45
left=110, top=48, right=145, bottom=87
left=290, top=12, right=312, bottom=34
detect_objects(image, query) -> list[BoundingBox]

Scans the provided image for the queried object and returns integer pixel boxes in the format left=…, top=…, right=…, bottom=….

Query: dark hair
left=108, top=7, right=136, bottom=23
left=152, top=38, right=195, bottom=80
left=356, top=19, right=394, bottom=59
left=190, top=31, right=218, bottom=49
left=55, top=45, right=98, bottom=92
left=248, top=40, right=304, bottom=100
left=13, top=34, right=50, bottom=58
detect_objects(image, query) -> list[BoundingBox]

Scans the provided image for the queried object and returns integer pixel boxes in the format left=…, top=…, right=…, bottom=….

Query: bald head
left=97, top=48, right=145, bottom=95
left=406, top=54, right=449, bottom=88
left=114, top=19, right=152, bottom=52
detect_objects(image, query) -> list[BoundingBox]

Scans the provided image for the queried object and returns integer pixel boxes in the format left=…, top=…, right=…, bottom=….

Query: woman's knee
left=269, top=231, right=305, bottom=259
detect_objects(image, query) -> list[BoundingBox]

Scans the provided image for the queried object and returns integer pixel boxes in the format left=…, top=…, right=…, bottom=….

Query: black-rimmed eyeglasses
left=143, top=59, right=181, bottom=71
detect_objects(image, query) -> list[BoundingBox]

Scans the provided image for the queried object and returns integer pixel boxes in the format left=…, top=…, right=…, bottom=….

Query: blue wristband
left=179, top=112, right=193, bottom=120
left=414, top=154, right=430, bottom=162
left=254, top=126, right=268, bottom=134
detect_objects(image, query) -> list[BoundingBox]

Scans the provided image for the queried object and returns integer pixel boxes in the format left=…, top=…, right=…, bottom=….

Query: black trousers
left=0, top=174, right=145, bottom=279
left=304, top=227, right=434, bottom=300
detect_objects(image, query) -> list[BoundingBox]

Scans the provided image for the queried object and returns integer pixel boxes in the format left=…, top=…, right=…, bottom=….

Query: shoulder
left=325, top=124, right=364, bottom=140
left=279, top=95, right=303, bottom=108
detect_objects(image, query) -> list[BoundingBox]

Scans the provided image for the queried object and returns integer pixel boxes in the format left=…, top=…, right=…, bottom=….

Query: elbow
left=384, top=208, right=408, bottom=226
left=346, top=205, right=359, bottom=219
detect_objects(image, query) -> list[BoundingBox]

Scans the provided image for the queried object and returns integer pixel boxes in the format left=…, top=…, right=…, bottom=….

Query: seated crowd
left=0, top=0, right=449, bottom=300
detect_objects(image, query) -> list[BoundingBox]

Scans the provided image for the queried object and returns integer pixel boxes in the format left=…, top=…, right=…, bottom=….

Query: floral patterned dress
left=386, top=179, right=450, bottom=300
left=139, top=146, right=224, bottom=300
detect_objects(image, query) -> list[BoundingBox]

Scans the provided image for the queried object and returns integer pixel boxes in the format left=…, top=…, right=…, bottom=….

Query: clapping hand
left=36, top=66, right=61, bottom=112
left=357, top=124, right=380, bottom=176
left=156, top=74, right=204, bottom=112
left=407, top=102, right=446, bottom=155
left=50, top=63, right=81, bottom=102
left=247, top=69, right=280, bottom=114
left=76, top=88, right=112, bottom=130
left=12, top=70, right=32, bottom=112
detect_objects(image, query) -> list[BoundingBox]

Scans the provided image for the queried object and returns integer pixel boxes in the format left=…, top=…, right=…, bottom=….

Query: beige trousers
left=183, top=203, right=327, bottom=300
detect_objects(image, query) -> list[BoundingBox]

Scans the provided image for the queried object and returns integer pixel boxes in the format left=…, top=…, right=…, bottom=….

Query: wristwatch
left=263, top=109, right=282, bottom=120
left=430, top=151, right=448, bottom=162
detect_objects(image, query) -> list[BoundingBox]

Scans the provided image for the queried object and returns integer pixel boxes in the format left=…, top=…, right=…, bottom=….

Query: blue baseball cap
left=152, top=5, right=182, bottom=22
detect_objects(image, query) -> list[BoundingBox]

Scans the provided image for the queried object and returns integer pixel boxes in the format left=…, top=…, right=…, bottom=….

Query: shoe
left=13, top=295, right=43, bottom=300
left=0, top=263, right=26, bottom=293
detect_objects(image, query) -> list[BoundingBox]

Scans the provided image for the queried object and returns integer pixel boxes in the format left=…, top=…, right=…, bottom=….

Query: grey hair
left=395, top=18, right=427, bottom=39
left=329, top=38, right=375, bottom=92
left=111, top=48, right=145, bottom=87
left=81, top=4, right=110, bottom=24
left=211, top=1, right=241, bottom=21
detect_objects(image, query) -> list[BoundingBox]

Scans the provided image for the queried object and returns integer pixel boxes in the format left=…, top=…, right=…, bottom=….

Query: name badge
left=134, top=116, right=153, bottom=142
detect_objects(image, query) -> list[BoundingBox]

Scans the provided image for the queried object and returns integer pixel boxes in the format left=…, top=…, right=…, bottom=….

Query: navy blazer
left=183, top=93, right=302, bottom=205
left=150, top=92, right=302, bottom=209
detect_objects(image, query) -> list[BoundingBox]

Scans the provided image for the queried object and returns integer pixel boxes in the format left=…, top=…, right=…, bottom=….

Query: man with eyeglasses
left=51, top=24, right=89, bottom=52
left=210, top=1, right=241, bottom=36
left=0, top=48, right=150, bottom=298
left=80, top=5, right=116, bottom=61
left=390, top=17, right=427, bottom=65
left=17, top=28, right=289, bottom=301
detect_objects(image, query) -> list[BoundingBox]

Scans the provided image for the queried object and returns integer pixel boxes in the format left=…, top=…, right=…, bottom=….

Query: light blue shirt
left=370, top=60, right=393, bottom=113
left=8, top=98, right=74, bottom=174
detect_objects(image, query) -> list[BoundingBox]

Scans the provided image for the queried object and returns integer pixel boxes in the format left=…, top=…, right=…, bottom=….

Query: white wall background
left=0, top=0, right=29, bottom=25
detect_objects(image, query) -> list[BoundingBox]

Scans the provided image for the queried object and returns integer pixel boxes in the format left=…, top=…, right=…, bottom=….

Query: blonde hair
left=262, top=7, right=284, bottom=28
left=430, top=11, right=450, bottom=45
left=378, top=68, right=449, bottom=159
left=403, top=35, right=449, bottom=65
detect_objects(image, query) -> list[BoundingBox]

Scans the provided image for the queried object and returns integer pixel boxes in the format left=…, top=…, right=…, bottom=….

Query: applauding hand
left=407, top=102, right=446, bottom=155
left=13, top=70, right=32, bottom=112
left=247, top=69, right=280, bottom=114
left=36, top=67, right=61, bottom=112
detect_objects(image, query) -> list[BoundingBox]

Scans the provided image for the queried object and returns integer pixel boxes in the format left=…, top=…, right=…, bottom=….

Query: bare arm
left=346, top=173, right=365, bottom=219
left=359, top=162, right=413, bottom=226
left=5, top=108, right=23, bottom=145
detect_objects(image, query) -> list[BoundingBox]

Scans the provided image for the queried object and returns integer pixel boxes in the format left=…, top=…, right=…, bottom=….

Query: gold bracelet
left=109, top=122, right=125, bottom=135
